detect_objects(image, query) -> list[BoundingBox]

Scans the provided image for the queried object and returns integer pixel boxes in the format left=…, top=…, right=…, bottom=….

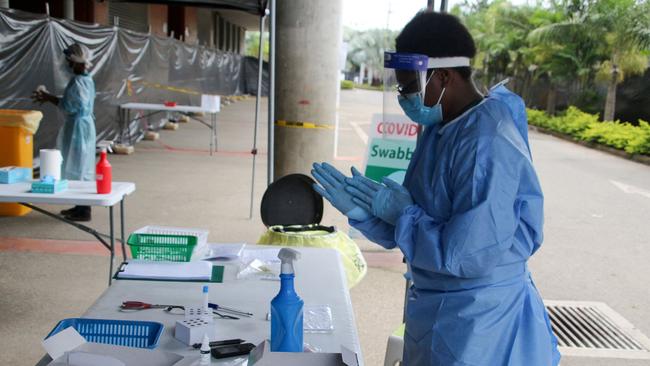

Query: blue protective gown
left=351, top=86, right=561, bottom=365
left=57, top=73, right=96, bottom=181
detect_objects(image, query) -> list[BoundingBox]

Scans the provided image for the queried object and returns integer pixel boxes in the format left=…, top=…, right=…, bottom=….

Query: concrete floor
left=2, top=89, right=650, bottom=365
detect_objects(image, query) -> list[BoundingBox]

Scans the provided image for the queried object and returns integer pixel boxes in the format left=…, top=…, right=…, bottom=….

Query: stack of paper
left=117, top=261, right=212, bottom=281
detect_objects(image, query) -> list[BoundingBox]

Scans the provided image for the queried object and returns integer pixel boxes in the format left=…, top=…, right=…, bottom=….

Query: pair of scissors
left=213, top=311, right=239, bottom=320
left=208, top=303, right=253, bottom=317
left=120, top=301, right=184, bottom=312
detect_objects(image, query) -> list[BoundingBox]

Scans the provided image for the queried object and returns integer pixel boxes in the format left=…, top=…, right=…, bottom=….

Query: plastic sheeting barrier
left=0, top=8, right=266, bottom=154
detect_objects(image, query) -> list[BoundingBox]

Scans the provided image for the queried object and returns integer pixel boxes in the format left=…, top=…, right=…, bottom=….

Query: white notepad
left=117, top=260, right=212, bottom=281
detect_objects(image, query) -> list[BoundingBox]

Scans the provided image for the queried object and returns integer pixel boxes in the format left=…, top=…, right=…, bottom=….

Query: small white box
left=174, top=318, right=217, bottom=346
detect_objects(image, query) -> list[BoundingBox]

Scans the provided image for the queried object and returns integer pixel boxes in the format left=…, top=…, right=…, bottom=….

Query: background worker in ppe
left=32, top=43, right=96, bottom=222
left=312, top=12, right=560, bottom=366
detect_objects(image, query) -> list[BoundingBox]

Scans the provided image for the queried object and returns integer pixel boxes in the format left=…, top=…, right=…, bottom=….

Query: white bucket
left=40, top=149, right=63, bottom=180
left=201, top=94, right=221, bottom=112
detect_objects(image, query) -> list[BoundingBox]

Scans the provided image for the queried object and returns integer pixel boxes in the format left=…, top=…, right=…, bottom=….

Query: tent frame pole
left=249, top=12, right=267, bottom=219
left=267, top=0, right=276, bottom=186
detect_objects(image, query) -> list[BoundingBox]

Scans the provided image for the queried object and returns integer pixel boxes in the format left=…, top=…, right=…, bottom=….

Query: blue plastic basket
left=45, top=318, right=164, bottom=349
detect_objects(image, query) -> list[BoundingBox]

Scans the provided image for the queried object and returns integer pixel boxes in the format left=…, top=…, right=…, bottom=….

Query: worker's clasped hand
left=312, top=163, right=414, bottom=225
left=345, top=167, right=414, bottom=225
left=311, top=162, right=371, bottom=222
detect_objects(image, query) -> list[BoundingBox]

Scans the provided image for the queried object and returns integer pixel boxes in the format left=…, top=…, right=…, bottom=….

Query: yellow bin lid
left=0, top=109, right=43, bottom=134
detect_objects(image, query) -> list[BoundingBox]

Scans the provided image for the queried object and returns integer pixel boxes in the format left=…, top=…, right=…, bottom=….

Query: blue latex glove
left=311, top=162, right=371, bottom=221
left=345, top=168, right=414, bottom=225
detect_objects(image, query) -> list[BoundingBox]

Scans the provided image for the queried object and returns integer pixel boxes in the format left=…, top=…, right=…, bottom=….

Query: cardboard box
left=248, top=340, right=360, bottom=366
left=44, top=327, right=190, bottom=366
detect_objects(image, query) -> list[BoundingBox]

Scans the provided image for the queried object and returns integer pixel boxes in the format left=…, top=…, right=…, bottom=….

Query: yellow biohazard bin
left=0, top=109, right=42, bottom=216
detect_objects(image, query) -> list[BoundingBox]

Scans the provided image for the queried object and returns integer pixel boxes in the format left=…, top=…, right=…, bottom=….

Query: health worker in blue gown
left=32, top=43, right=96, bottom=222
left=311, top=12, right=560, bottom=366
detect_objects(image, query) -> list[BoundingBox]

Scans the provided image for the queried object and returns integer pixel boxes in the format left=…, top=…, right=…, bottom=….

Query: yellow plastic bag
left=0, top=109, right=43, bottom=135
left=257, top=224, right=367, bottom=289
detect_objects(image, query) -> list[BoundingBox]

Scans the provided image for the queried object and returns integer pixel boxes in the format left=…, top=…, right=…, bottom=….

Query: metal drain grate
left=545, top=300, right=650, bottom=359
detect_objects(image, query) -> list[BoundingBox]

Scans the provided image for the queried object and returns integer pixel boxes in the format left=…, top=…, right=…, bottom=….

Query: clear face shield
left=360, top=53, right=428, bottom=185
left=384, top=53, right=473, bottom=126
left=383, top=52, right=429, bottom=122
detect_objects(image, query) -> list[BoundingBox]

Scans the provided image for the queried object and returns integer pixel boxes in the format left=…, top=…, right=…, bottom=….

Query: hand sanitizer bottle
left=270, top=248, right=303, bottom=352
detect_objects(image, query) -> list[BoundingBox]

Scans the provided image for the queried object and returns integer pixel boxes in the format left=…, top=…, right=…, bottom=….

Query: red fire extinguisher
left=96, top=149, right=112, bottom=194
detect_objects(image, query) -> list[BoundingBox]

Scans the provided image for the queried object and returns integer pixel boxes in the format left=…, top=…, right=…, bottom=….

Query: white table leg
left=109, top=206, right=115, bottom=285
left=120, top=199, right=127, bottom=261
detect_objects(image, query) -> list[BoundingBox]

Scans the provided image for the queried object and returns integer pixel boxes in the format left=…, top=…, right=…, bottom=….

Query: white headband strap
left=427, top=57, right=471, bottom=68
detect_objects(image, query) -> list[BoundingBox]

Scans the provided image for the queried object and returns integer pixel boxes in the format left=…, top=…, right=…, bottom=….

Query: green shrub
left=526, top=107, right=650, bottom=156
left=555, top=107, right=599, bottom=135
left=624, top=120, right=650, bottom=155
left=353, top=83, right=383, bottom=91
left=527, top=108, right=550, bottom=128
left=578, top=121, right=638, bottom=149
left=340, top=80, right=354, bottom=90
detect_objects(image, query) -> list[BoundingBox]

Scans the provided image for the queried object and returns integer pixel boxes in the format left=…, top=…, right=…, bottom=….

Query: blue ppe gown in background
left=350, top=85, right=561, bottom=365
left=57, top=73, right=96, bottom=181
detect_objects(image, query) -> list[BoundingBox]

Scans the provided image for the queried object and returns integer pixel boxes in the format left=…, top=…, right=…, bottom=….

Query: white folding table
left=119, top=103, right=220, bottom=155
left=35, top=246, right=364, bottom=365
left=0, top=181, right=136, bottom=284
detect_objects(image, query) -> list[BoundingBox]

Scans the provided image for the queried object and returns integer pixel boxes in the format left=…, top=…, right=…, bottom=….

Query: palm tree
left=463, top=1, right=562, bottom=98
left=527, top=7, right=602, bottom=114
left=345, top=28, right=398, bottom=85
left=528, top=0, right=650, bottom=120
left=593, top=0, right=650, bottom=121
left=463, top=1, right=513, bottom=89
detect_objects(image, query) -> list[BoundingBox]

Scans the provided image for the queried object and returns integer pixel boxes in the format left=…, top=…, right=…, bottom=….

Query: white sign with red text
left=364, top=114, right=420, bottom=182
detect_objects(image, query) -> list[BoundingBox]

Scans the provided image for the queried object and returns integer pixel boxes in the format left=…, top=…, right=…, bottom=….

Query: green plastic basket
left=127, top=233, right=197, bottom=262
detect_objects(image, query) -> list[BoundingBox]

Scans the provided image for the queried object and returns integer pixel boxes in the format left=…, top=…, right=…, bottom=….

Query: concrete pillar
left=93, top=1, right=109, bottom=25
left=0, top=1, right=9, bottom=9
left=274, top=0, right=343, bottom=178
left=148, top=5, right=168, bottom=37
left=239, top=27, right=245, bottom=54
left=64, top=0, right=74, bottom=20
